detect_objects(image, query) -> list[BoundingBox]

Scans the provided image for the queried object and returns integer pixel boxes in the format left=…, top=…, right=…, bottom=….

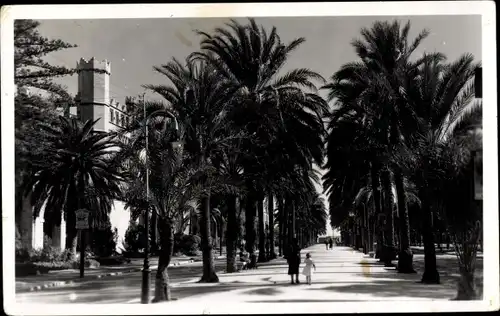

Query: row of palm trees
left=322, top=20, right=482, bottom=300
left=20, top=18, right=481, bottom=302
left=21, top=18, right=329, bottom=302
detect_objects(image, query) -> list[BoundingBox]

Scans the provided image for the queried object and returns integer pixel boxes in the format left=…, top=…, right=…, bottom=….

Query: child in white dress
left=302, top=253, right=316, bottom=285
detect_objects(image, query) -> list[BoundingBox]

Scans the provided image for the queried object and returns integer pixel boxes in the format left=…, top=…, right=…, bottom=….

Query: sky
left=36, top=15, right=481, bottom=236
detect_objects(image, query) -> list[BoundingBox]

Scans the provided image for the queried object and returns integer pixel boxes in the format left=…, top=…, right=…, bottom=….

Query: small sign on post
left=75, top=209, right=89, bottom=230
left=75, top=208, right=89, bottom=279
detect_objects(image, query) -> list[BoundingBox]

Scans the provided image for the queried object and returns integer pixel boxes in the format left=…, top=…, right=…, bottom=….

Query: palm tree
left=296, top=189, right=327, bottom=247
left=211, top=139, right=246, bottom=272
left=192, top=18, right=328, bottom=265
left=439, top=137, right=482, bottom=300
left=354, top=175, right=421, bottom=254
left=266, top=192, right=277, bottom=259
left=322, top=103, right=383, bottom=254
left=323, top=19, right=444, bottom=270
left=25, top=117, right=123, bottom=258
left=399, top=53, right=481, bottom=284
left=121, top=105, right=197, bottom=302
left=144, top=58, right=242, bottom=282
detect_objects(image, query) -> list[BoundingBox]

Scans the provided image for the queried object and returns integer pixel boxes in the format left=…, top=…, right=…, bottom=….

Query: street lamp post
left=140, top=94, right=180, bottom=304
left=361, top=202, right=369, bottom=254
left=141, top=93, right=150, bottom=305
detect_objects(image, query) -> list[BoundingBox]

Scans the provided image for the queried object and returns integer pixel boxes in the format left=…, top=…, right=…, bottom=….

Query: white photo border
left=1, top=1, right=498, bottom=314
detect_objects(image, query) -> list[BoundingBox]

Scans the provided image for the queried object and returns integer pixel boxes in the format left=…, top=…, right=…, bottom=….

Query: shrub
left=124, top=222, right=147, bottom=253
left=15, top=258, right=100, bottom=277
left=15, top=226, right=32, bottom=262
left=173, top=232, right=184, bottom=255
left=90, top=226, right=118, bottom=257
left=71, top=258, right=100, bottom=269
left=16, top=237, right=66, bottom=263
left=174, top=234, right=201, bottom=256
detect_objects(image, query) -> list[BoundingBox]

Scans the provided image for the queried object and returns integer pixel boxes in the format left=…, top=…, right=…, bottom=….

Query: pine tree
left=15, top=19, right=77, bottom=100
left=15, top=20, right=77, bottom=246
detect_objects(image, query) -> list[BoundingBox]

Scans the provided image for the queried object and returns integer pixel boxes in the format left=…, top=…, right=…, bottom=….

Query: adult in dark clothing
left=329, top=238, right=333, bottom=249
left=324, top=238, right=329, bottom=250
left=286, top=238, right=301, bottom=284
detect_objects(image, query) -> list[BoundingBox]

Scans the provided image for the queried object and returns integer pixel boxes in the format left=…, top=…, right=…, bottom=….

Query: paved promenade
left=163, top=244, right=482, bottom=305
left=15, top=244, right=483, bottom=306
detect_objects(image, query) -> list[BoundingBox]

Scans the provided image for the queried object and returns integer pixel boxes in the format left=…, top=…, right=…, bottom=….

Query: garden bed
left=15, top=258, right=101, bottom=277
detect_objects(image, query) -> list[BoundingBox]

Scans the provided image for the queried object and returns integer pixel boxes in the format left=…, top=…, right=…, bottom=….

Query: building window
left=117, top=113, right=121, bottom=126
left=121, top=115, right=125, bottom=126
left=110, top=109, right=114, bottom=122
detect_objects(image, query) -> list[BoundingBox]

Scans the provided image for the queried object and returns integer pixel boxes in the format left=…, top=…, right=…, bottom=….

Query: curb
left=21, top=259, right=196, bottom=293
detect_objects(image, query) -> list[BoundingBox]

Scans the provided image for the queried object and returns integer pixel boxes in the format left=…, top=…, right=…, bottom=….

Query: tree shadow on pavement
left=246, top=299, right=370, bottom=303
left=242, top=287, right=283, bottom=296
left=307, top=280, right=458, bottom=300
left=357, top=261, right=386, bottom=266
left=169, top=282, right=302, bottom=301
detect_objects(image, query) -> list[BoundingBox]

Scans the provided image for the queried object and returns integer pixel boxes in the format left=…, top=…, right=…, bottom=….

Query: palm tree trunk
left=420, top=196, right=440, bottom=284
left=454, top=218, right=481, bottom=300
left=420, top=153, right=440, bottom=284
left=381, top=169, right=396, bottom=266
left=219, top=219, right=224, bottom=257
left=287, top=198, right=293, bottom=244
left=456, top=266, right=479, bottom=300
left=367, top=214, right=373, bottom=253
left=268, top=192, right=276, bottom=259
left=151, top=211, right=158, bottom=254
left=189, top=212, right=193, bottom=235
left=362, top=209, right=368, bottom=254
left=199, top=193, right=219, bottom=283
left=257, top=194, right=266, bottom=262
left=225, top=194, right=238, bottom=273
left=65, top=210, right=78, bottom=259
left=291, top=201, right=296, bottom=241
left=245, top=193, right=257, bottom=266
left=394, top=170, right=416, bottom=273
left=283, top=197, right=291, bottom=255
left=370, top=163, right=383, bottom=259
left=152, top=217, right=174, bottom=302
left=278, top=196, right=284, bottom=257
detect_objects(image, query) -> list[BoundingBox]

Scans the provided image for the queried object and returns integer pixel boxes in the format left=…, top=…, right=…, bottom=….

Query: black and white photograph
left=1, top=2, right=498, bottom=314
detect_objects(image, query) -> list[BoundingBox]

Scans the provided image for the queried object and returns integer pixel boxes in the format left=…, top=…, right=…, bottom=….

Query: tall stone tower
left=75, top=57, right=132, bottom=133
left=74, top=57, right=131, bottom=252
left=75, top=57, right=111, bottom=132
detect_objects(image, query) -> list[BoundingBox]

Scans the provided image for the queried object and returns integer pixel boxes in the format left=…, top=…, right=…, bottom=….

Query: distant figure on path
left=329, top=238, right=333, bottom=249
left=286, top=238, right=301, bottom=284
left=302, top=253, right=317, bottom=285
left=324, top=238, right=329, bottom=250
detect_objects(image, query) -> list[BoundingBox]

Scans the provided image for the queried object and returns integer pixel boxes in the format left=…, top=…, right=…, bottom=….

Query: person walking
left=286, top=238, right=301, bottom=284
left=302, top=253, right=317, bottom=285
left=324, top=238, right=329, bottom=250
left=329, top=238, right=333, bottom=250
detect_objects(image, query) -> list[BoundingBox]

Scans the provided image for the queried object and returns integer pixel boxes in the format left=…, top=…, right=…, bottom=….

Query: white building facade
left=20, top=57, right=132, bottom=252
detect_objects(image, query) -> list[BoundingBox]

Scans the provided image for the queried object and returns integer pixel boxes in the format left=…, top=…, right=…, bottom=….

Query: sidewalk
left=159, top=244, right=482, bottom=305
left=15, top=255, right=198, bottom=293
